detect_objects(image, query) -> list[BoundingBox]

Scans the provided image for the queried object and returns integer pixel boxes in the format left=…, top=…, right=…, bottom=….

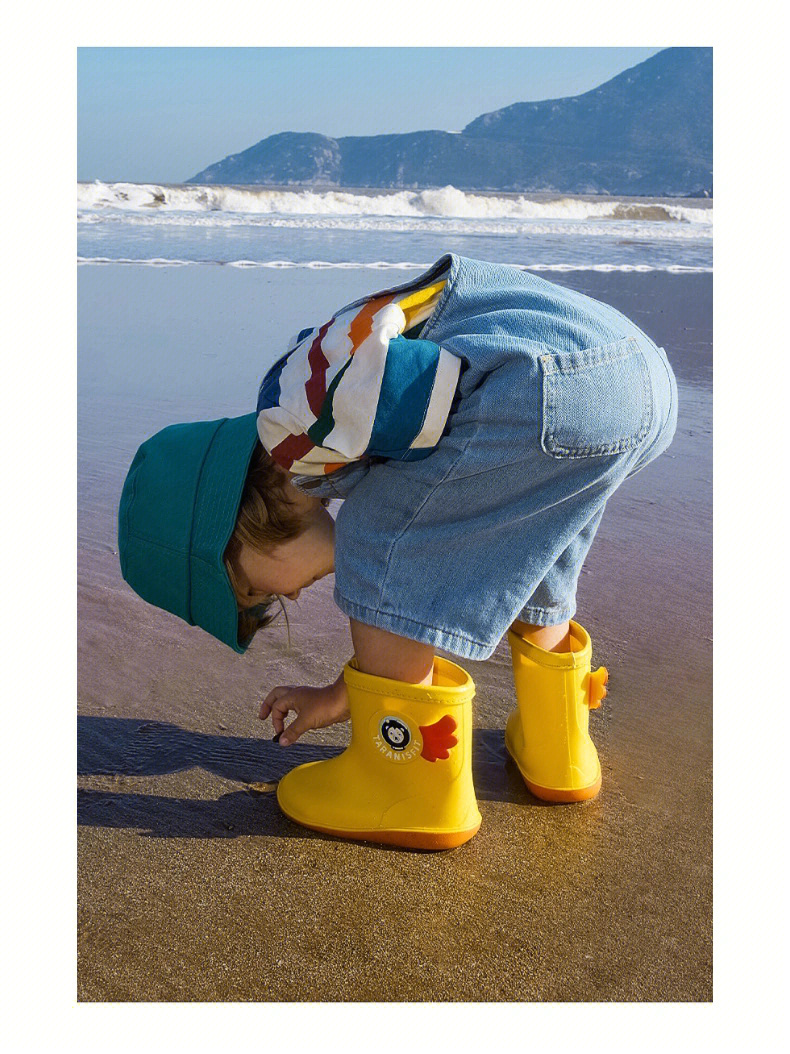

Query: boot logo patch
left=381, top=717, right=410, bottom=750
left=374, top=716, right=422, bottom=762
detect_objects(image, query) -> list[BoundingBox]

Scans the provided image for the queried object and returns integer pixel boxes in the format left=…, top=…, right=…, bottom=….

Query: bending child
left=118, top=254, right=677, bottom=849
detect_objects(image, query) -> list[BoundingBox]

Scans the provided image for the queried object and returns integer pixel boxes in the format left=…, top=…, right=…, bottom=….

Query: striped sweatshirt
left=256, top=266, right=462, bottom=482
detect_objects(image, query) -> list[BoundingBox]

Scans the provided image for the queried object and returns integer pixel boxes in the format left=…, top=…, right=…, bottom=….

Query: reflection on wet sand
left=78, top=268, right=711, bottom=1001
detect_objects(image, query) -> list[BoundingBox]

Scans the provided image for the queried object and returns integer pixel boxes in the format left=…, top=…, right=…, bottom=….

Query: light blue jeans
left=320, top=255, right=677, bottom=661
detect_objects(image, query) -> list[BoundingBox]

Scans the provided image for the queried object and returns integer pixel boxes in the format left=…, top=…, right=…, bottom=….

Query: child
left=118, top=254, right=677, bottom=850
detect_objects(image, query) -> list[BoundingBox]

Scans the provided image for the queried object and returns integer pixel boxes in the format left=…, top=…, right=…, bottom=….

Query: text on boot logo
left=374, top=717, right=421, bottom=762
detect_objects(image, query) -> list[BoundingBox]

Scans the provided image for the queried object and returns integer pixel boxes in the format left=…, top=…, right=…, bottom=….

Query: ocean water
left=78, top=180, right=712, bottom=559
left=78, top=181, right=712, bottom=273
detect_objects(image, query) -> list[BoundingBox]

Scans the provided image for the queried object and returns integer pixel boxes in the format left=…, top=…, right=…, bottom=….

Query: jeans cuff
left=515, top=603, right=577, bottom=627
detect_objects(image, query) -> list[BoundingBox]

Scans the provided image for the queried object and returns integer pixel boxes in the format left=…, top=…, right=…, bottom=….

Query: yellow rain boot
left=505, top=619, right=608, bottom=803
left=276, top=655, right=481, bottom=850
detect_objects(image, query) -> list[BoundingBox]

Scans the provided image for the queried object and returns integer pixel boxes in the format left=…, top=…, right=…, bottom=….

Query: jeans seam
left=657, top=346, right=677, bottom=440
left=418, top=255, right=458, bottom=342
left=517, top=603, right=576, bottom=623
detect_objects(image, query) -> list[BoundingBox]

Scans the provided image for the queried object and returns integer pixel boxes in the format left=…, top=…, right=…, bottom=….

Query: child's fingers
left=279, top=712, right=312, bottom=747
left=259, top=685, right=294, bottom=721
left=268, top=697, right=294, bottom=735
left=279, top=698, right=332, bottom=746
left=270, top=708, right=287, bottom=736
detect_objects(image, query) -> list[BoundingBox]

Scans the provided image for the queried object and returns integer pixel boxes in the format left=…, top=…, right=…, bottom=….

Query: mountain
left=188, top=48, right=712, bottom=197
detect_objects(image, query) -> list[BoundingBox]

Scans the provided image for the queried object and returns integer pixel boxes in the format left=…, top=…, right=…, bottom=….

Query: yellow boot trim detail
left=276, top=656, right=481, bottom=850
left=505, top=620, right=605, bottom=803
left=587, top=666, right=609, bottom=710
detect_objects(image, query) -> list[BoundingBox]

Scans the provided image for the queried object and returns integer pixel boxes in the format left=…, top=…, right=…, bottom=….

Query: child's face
left=235, top=499, right=335, bottom=603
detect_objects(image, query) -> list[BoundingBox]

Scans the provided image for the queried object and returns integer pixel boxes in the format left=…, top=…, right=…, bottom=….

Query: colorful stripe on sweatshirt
left=256, top=268, right=462, bottom=477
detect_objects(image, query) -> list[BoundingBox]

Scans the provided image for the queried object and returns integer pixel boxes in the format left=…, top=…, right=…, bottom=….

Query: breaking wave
left=78, top=181, right=712, bottom=230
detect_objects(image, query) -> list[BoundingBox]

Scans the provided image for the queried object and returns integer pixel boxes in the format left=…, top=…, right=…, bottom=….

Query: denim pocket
left=540, top=337, right=653, bottom=458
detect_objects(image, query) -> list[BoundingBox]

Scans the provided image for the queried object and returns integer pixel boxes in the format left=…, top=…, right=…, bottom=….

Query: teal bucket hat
left=118, top=413, right=260, bottom=653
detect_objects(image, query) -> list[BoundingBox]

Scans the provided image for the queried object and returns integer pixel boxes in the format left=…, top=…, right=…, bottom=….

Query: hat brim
left=188, top=413, right=261, bottom=653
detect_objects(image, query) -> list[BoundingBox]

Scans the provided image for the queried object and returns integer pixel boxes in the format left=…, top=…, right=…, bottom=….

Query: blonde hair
left=224, top=443, right=311, bottom=647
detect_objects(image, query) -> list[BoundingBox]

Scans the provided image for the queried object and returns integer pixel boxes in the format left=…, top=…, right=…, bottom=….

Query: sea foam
left=77, top=257, right=711, bottom=273
left=78, top=181, right=712, bottom=228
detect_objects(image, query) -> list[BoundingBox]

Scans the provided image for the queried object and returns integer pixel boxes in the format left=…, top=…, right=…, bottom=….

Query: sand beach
left=78, top=265, right=711, bottom=1001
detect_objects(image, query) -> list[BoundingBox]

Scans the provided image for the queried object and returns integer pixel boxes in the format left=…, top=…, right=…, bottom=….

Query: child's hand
left=259, top=672, right=350, bottom=746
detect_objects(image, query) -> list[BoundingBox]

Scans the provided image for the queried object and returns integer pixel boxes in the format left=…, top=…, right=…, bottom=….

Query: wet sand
left=78, top=266, right=711, bottom=1001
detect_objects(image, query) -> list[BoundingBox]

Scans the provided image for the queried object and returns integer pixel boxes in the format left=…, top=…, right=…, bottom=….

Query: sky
left=78, top=47, right=664, bottom=183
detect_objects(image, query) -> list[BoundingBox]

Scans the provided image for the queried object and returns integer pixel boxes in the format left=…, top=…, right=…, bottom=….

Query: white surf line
left=77, top=257, right=712, bottom=274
